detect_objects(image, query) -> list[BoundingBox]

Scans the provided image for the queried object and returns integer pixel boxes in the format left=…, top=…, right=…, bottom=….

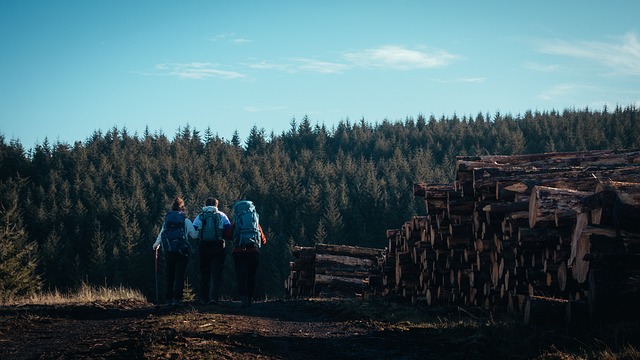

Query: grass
left=0, top=281, right=147, bottom=306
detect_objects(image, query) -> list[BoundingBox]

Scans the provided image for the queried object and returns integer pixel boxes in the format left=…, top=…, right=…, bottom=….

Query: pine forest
left=1, top=105, right=639, bottom=302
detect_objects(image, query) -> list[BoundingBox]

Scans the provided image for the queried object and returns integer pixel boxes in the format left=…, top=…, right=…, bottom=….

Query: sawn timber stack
left=386, top=149, right=640, bottom=324
left=284, top=149, right=640, bottom=326
left=285, top=244, right=385, bottom=298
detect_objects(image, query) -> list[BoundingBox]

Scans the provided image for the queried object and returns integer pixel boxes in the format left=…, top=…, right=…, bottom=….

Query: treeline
left=0, top=105, right=639, bottom=301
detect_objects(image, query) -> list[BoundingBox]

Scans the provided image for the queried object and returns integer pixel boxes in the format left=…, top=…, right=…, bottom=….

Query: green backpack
left=200, top=210, right=222, bottom=242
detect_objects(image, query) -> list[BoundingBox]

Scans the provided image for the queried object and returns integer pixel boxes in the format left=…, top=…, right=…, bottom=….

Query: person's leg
left=246, top=252, right=259, bottom=305
left=199, top=243, right=213, bottom=303
left=233, top=252, right=249, bottom=306
left=165, top=253, right=177, bottom=303
left=173, top=254, right=189, bottom=305
left=210, top=242, right=226, bottom=303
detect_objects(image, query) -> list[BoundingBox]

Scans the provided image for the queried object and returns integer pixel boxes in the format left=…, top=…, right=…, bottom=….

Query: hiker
left=153, top=196, right=198, bottom=306
left=229, top=200, right=267, bottom=307
left=192, top=197, right=231, bottom=305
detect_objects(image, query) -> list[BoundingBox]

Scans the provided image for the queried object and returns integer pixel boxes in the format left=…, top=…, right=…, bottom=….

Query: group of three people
left=152, top=196, right=266, bottom=308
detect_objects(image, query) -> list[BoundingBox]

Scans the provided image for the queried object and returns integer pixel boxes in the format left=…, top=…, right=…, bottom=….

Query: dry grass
left=0, top=282, right=147, bottom=306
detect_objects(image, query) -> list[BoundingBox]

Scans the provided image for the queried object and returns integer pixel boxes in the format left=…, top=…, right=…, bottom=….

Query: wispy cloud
left=456, top=77, right=486, bottom=83
left=344, top=45, right=456, bottom=69
left=246, top=60, right=295, bottom=73
left=538, top=32, right=640, bottom=76
left=537, top=83, right=584, bottom=101
left=151, top=63, right=246, bottom=79
left=245, top=58, right=348, bottom=74
left=210, top=32, right=251, bottom=44
left=293, top=58, right=350, bottom=74
left=245, top=45, right=455, bottom=75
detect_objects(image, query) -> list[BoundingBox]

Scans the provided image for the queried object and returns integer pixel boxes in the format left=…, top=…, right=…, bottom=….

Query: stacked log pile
left=383, top=149, right=640, bottom=323
left=285, top=243, right=385, bottom=298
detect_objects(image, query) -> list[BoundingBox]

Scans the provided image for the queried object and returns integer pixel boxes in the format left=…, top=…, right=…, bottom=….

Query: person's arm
left=153, top=225, right=164, bottom=250
left=259, top=224, right=267, bottom=245
left=220, top=213, right=231, bottom=229
left=192, top=214, right=201, bottom=231
left=184, top=218, right=198, bottom=239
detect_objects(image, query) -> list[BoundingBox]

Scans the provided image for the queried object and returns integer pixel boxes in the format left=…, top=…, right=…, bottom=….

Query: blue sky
left=1, top=1, right=639, bottom=150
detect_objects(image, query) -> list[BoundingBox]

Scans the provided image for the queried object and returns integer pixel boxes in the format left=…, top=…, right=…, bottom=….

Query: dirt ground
left=0, top=298, right=638, bottom=360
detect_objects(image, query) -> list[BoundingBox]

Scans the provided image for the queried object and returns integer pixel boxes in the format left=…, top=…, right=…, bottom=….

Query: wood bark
left=528, top=186, right=593, bottom=228
left=315, top=243, right=384, bottom=258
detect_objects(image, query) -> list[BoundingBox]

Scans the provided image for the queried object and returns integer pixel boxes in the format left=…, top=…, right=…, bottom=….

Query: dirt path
left=0, top=299, right=487, bottom=360
left=2, top=298, right=636, bottom=359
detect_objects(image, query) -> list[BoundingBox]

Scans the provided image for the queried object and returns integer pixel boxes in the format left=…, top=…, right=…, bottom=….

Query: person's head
left=205, top=198, right=219, bottom=207
left=172, top=196, right=186, bottom=212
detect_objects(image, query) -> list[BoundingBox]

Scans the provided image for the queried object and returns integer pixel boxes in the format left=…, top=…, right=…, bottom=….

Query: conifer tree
left=0, top=187, right=41, bottom=302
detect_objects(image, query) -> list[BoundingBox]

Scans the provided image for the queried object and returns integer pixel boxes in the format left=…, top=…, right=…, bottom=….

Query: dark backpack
left=200, top=210, right=222, bottom=242
left=161, top=211, right=189, bottom=255
left=233, top=200, right=260, bottom=247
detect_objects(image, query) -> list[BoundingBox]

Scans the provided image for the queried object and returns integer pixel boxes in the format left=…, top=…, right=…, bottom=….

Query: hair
left=205, top=198, right=219, bottom=207
left=171, top=196, right=185, bottom=212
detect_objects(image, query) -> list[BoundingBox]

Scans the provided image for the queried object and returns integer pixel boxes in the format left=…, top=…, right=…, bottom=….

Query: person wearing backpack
left=229, top=200, right=267, bottom=308
left=152, top=196, right=198, bottom=307
left=192, top=198, right=231, bottom=305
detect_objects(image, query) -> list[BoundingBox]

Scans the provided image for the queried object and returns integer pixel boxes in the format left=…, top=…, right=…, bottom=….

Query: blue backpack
left=233, top=201, right=261, bottom=247
left=161, top=211, right=190, bottom=255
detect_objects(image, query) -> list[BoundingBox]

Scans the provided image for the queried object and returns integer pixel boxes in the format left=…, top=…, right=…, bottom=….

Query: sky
left=1, top=0, right=639, bottom=151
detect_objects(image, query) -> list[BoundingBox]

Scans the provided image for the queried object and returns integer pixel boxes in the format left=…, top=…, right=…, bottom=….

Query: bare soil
left=0, top=298, right=638, bottom=359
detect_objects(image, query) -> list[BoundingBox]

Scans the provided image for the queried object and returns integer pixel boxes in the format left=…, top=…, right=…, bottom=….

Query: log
left=457, top=150, right=640, bottom=173
left=413, top=183, right=457, bottom=199
left=477, top=166, right=638, bottom=190
left=597, top=180, right=640, bottom=206
left=523, top=295, right=570, bottom=327
left=314, top=273, right=365, bottom=286
left=291, top=246, right=316, bottom=260
left=315, top=243, right=384, bottom=258
left=557, top=261, right=568, bottom=292
left=482, top=201, right=529, bottom=213
left=314, top=274, right=366, bottom=297
left=315, top=253, right=376, bottom=268
left=528, top=186, right=593, bottom=228
left=571, top=232, right=591, bottom=284
left=476, top=166, right=640, bottom=200
left=596, top=180, right=640, bottom=233
left=568, top=212, right=590, bottom=267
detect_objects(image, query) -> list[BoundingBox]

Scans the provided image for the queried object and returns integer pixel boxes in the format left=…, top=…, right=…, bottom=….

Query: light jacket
left=192, top=206, right=231, bottom=233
